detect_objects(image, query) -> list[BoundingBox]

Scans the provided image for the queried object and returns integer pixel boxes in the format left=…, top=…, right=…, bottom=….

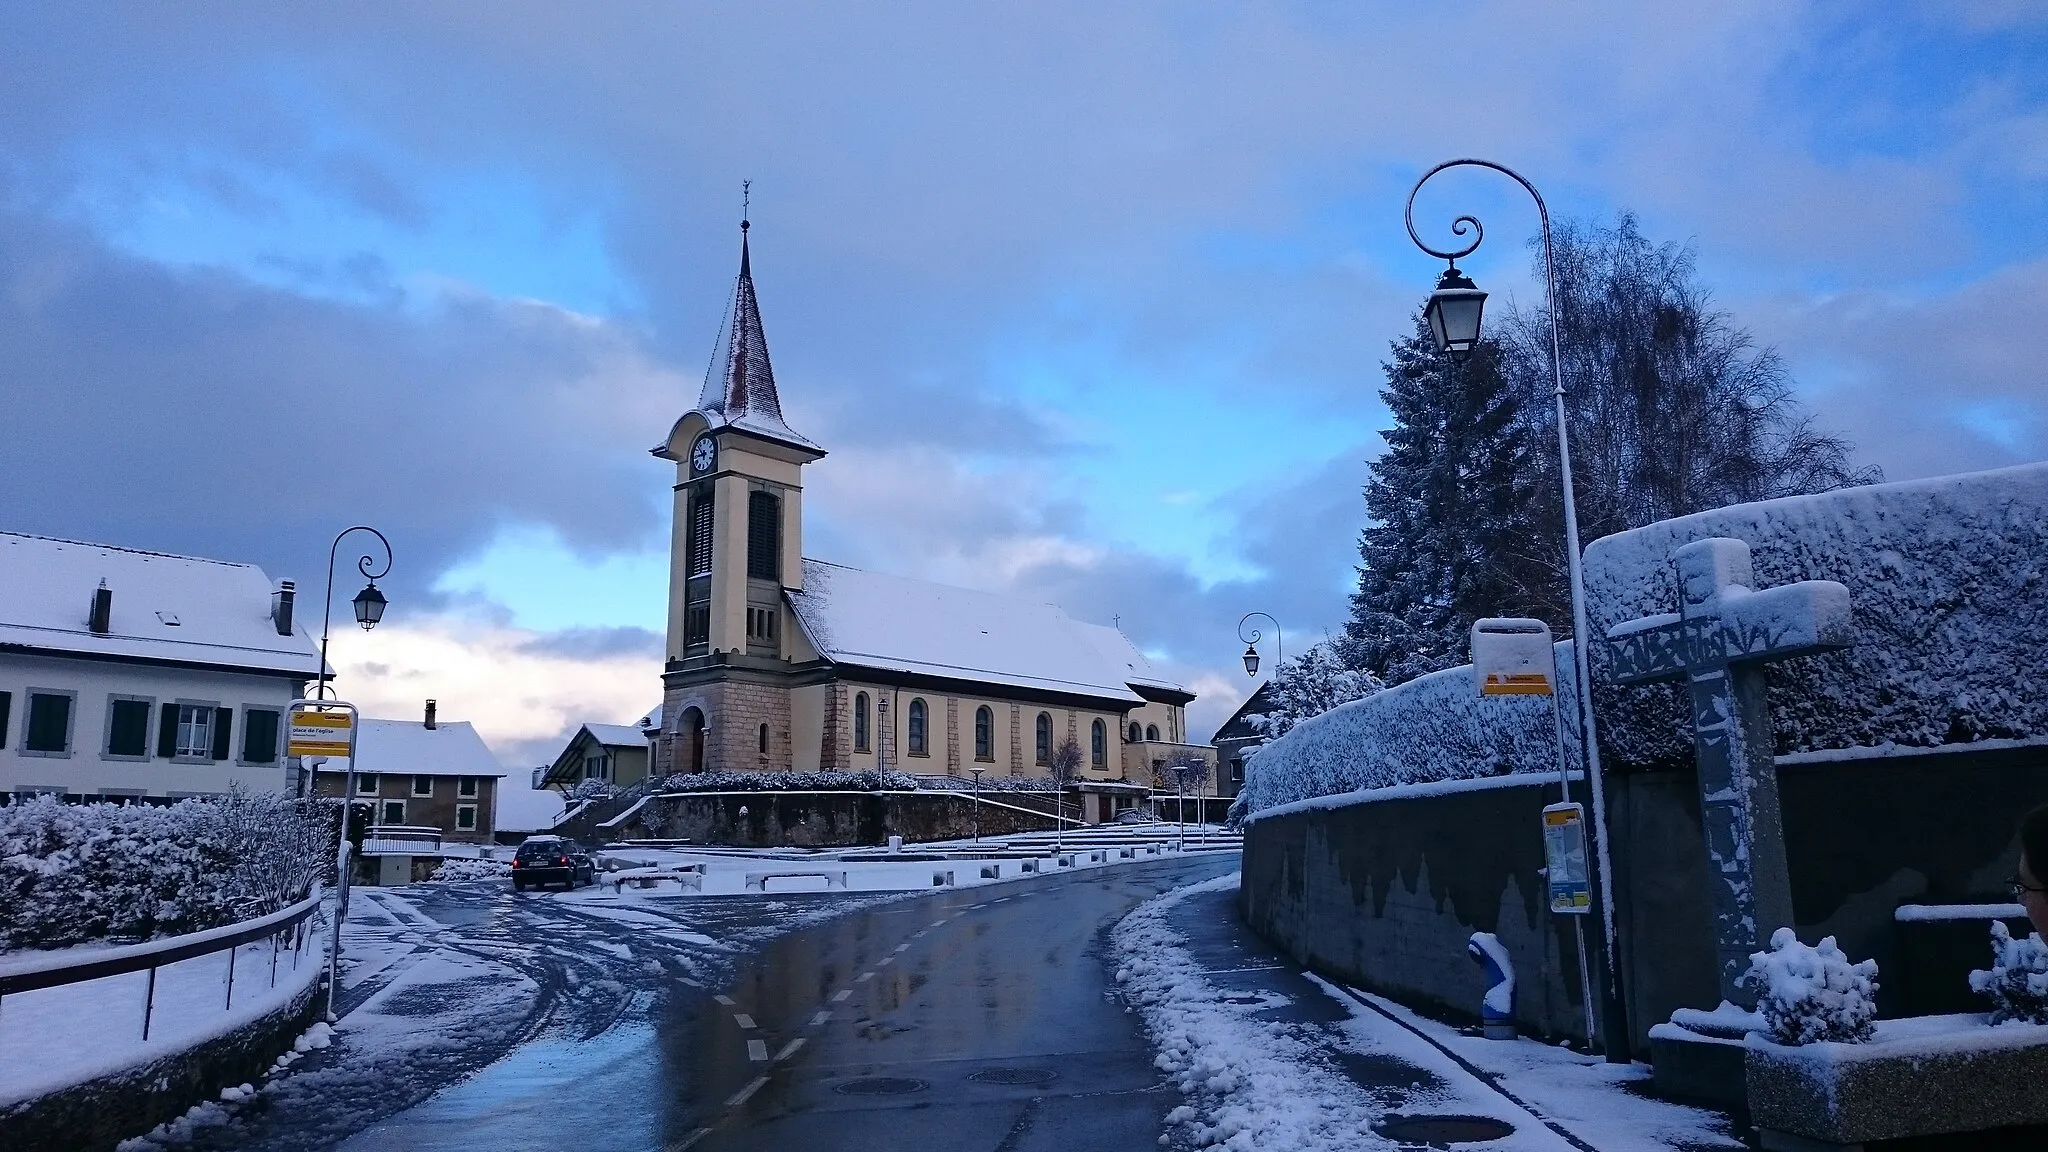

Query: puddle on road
left=338, top=1023, right=674, bottom=1152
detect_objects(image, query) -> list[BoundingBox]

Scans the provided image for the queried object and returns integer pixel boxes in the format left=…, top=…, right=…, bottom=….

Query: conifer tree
left=1346, top=315, right=1548, bottom=684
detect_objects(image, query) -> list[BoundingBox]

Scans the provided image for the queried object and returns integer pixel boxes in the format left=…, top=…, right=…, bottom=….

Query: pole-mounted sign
left=1472, top=617, right=1557, bottom=695
left=1542, top=802, right=1592, bottom=913
left=288, top=707, right=354, bottom=759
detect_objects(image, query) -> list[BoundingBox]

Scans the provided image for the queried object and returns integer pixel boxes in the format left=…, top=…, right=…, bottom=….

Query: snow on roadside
left=1111, top=872, right=1385, bottom=1151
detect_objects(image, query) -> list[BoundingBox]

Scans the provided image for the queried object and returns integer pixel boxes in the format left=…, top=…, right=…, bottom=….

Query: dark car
left=511, top=837, right=596, bottom=891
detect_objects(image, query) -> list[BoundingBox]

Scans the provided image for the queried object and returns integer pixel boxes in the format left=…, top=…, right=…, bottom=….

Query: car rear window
left=517, top=841, right=566, bottom=859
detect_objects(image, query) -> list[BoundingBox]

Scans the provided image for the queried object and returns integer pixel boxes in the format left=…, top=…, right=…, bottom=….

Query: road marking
left=776, top=1038, right=805, bottom=1060
left=747, top=1039, right=769, bottom=1062
left=993, top=897, right=1010, bottom=903
left=713, top=994, right=736, bottom=1007
left=832, top=989, right=852, bottom=1002
left=878, top=955, right=894, bottom=967
left=969, top=903, right=987, bottom=910
left=810, top=1010, right=831, bottom=1026
left=856, top=971, right=875, bottom=982
left=894, top=942, right=911, bottom=953
left=726, top=1074, right=768, bottom=1105
left=734, top=1013, right=756, bottom=1029
left=931, top=919, right=949, bottom=927
left=664, top=1126, right=714, bottom=1151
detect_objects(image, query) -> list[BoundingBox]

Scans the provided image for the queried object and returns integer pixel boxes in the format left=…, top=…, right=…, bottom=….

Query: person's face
left=2020, top=854, right=2048, bottom=939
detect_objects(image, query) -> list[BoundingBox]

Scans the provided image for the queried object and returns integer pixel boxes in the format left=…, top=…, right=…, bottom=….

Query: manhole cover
left=1375, top=1114, right=1515, bottom=1145
left=968, top=1067, right=1059, bottom=1086
left=833, top=1077, right=928, bottom=1096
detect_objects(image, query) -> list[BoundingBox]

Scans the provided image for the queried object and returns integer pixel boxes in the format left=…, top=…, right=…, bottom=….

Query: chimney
left=424, top=699, right=438, bottom=730
left=89, top=581, right=112, bottom=635
left=271, top=580, right=296, bottom=637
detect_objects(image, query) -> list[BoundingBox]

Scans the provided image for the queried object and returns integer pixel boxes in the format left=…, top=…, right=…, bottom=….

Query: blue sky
left=4, top=2, right=2047, bottom=762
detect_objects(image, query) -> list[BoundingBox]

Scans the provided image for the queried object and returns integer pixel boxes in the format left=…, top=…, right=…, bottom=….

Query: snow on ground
left=0, top=925, right=326, bottom=1109
left=1113, top=872, right=1737, bottom=1152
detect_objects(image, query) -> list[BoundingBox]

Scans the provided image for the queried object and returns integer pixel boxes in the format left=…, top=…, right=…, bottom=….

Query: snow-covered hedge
left=1969, top=921, right=2048, bottom=1025
left=652, top=769, right=921, bottom=793
left=1232, top=643, right=1581, bottom=817
left=430, top=857, right=513, bottom=882
left=0, top=791, right=333, bottom=953
left=1741, top=928, right=1879, bottom=1045
left=1585, top=461, right=2048, bottom=769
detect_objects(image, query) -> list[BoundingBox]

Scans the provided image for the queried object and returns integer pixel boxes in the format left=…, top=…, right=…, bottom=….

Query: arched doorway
left=681, top=707, right=706, bottom=773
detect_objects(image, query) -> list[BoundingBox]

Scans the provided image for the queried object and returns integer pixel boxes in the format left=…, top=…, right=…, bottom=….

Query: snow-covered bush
left=1968, top=920, right=2048, bottom=1025
left=962, top=774, right=1060, bottom=793
left=652, top=769, right=920, bottom=793
left=564, top=778, right=618, bottom=802
left=1244, top=643, right=1383, bottom=740
left=430, top=857, right=513, bottom=882
left=1741, top=928, right=1879, bottom=1045
left=1233, top=642, right=1579, bottom=817
left=0, top=790, right=334, bottom=952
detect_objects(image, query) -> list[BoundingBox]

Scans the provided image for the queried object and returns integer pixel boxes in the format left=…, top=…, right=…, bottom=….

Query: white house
left=0, top=532, right=322, bottom=801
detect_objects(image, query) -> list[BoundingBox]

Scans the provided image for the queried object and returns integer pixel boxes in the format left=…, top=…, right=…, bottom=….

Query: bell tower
left=650, top=217, right=825, bottom=774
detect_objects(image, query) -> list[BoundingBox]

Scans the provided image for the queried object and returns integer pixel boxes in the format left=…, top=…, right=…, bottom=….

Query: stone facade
left=659, top=676, right=793, bottom=776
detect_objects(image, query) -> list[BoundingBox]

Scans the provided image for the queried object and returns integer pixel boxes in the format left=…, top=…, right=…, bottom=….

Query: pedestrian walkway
left=1153, top=884, right=1741, bottom=1151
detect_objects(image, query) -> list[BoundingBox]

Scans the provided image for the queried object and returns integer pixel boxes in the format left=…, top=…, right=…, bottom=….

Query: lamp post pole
left=1404, top=158, right=1625, bottom=1058
left=1236, top=612, right=1282, bottom=679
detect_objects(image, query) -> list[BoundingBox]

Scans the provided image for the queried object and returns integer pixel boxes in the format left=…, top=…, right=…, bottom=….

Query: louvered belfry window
left=747, top=490, right=781, bottom=581
left=686, top=493, right=715, bottom=578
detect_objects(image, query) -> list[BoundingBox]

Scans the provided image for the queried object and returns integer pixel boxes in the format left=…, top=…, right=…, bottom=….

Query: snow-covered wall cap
left=0, top=532, right=322, bottom=677
left=787, top=559, right=1152, bottom=704
left=321, top=718, right=508, bottom=778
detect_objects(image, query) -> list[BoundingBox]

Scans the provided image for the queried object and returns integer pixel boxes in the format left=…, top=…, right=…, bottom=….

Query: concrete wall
left=624, top=789, right=1062, bottom=847
left=1240, top=775, right=1594, bottom=1043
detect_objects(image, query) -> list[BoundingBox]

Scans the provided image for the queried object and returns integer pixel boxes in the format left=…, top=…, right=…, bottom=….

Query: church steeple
left=688, top=216, right=820, bottom=454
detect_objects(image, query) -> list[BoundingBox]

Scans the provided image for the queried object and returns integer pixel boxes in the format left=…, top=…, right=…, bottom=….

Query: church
left=647, top=221, right=1202, bottom=819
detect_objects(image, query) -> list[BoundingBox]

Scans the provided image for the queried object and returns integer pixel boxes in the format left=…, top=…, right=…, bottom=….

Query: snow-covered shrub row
left=1232, top=642, right=1580, bottom=817
left=1969, top=921, right=2048, bottom=1025
left=564, top=778, right=617, bottom=802
left=1584, top=461, right=2048, bottom=769
left=1741, top=928, right=1878, bottom=1045
left=0, top=790, right=333, bottom=953
left=430, top=857, right=513, bottom=882
left=652, top=768, right=921, bottom=793
left=959, top=774, right=1061, bottom=793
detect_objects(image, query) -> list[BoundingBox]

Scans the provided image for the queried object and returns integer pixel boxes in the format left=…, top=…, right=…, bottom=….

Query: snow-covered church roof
left=787, top=559, right=1187, bottom=706
left=0, top=532, right=321, bottom=677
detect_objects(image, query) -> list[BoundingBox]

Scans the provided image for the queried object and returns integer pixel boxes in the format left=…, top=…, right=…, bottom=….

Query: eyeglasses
left=2007, top=876, right=2048, bottom=900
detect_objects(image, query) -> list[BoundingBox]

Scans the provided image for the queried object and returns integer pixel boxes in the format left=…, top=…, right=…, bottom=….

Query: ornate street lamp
left=350, top=582, right=387, bottom=629
left=1236, top=612, right=1282, bottom=679
left=1404, top=157, right=1623, bottom=1057
left=318, top=526, right=394, bottom=700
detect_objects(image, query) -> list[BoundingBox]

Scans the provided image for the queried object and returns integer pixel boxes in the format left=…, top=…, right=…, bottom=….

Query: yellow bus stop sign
left=287, top=708, right=354, bottom=759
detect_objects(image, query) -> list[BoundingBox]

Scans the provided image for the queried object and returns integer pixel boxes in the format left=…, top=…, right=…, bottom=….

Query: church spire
left=684, top=200, right=820, bottom=455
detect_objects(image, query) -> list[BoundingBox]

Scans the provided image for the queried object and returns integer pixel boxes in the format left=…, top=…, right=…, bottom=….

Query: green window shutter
left=0, top=691, right=11, bottom=749
left=25, top=694, right=71, bottom=753
left=158, top=703, right=179, bottom=758
left=244, top=709, right=279, bottom=764
left=211, top=707, right=234, bottom=760
left=108, top=700, right=151, bottom=757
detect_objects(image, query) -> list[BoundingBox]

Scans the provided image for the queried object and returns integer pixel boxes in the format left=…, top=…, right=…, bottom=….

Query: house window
left=25, top=691, right=75, bottom=755
left=456, top=803, right=478, bottom=831
left=356, top=774, right=380, bottom=795
left=747, top=490, right=781, bottom=581
left=1034, top=713, right=1052, bottom=765
left=242, top=709, right=281, bottom=764
left=380, top=800, right=406, bottom=825
left=686, top=494, right=715, bottom=577
left=1146, top=724, right=1160, bottom=741
left=684, top=600, right=711, bottom=648
left=907, top=699, right=928, bottom=756
left=106, top=696, right=153, bottom=758
left=0, top=691, right=10, bottom=748
left=747, top=604, right=779, bottom=643
left=412, top=775, right=434, bottom=797
left=171, top=703, right=217, bottom=759
left=1231, top=757, right=1245, bottom=784
left=584, top=753, right=610, bottom=781
left=1128, top=722, right=1142, bottom=744
left=458, top=777, right=479, bottom=798
left=1090, top=719, right=1106, bottom=768
left=854, top=693, right=870, bottom=752
left=974, top=706, right=993, bottom=761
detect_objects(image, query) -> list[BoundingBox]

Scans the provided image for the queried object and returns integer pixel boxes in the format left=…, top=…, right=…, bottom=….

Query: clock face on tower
left=690, top=435, right=717, bottom=475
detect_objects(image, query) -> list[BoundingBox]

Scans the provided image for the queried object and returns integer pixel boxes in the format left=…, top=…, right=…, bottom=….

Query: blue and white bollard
left=1468, top=931, right=1517, bottom=1040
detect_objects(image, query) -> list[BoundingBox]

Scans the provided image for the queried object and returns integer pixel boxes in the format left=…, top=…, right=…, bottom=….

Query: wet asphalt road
left=255, top=853, right=1236, bottom=1152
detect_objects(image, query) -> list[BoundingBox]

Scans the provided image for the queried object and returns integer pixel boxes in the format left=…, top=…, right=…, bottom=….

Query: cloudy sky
left=4, top=3, right=2046, bottom=767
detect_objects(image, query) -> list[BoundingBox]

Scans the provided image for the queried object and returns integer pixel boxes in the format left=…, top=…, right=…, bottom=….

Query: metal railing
left=0, top=889, right=323, bottom=1041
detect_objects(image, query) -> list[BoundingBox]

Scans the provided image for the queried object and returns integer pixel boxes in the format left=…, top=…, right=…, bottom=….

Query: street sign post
left=1542, top=802, right=1592, bottom=913
left=292, top=698, right=361, bottom=1022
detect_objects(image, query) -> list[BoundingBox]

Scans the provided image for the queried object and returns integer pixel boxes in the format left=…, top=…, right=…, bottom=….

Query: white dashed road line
left=810, top=1010, right=831, bottom=1026
left=832, top=989, right=852, bottom=1002
left=775, top=1038, right=805, bottom=1060
left=726, top=1075, right=768, bottom=1106
left=733, top=1013, right=756, bottom=1029
left=713, top=994, right=736, bottom=1007
left=747, top=1039, right=769, bottom=1062
left=856, top=971, right=875, bottom=982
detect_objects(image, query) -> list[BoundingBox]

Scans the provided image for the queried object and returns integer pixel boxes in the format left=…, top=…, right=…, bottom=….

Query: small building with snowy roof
left=644, top=222, right=1196, bottom=821
left=539, top=716, right=656, bottom=790
left=312, top=700, right=508, bottom=847
left=0, top=531, right=322, bottom=802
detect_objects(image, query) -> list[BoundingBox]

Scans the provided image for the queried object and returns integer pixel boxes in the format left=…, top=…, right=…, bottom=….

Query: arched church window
left=1090, top=719, right=1106, bottom=768
left=1035, top=713, right=1052, bottom=765
left=974, top=706, right=994, bottom=761
left=907, top=699, right=928, bottom=756
left=1145, top=724, right=1160, bottom=741
left=758, top=723, right=770, bottom=754
left=1128, top=722, right=1142, bottom=745
left=747, top=490, right=781, bottom=581
left=854, top=693, right=870, bottom=753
